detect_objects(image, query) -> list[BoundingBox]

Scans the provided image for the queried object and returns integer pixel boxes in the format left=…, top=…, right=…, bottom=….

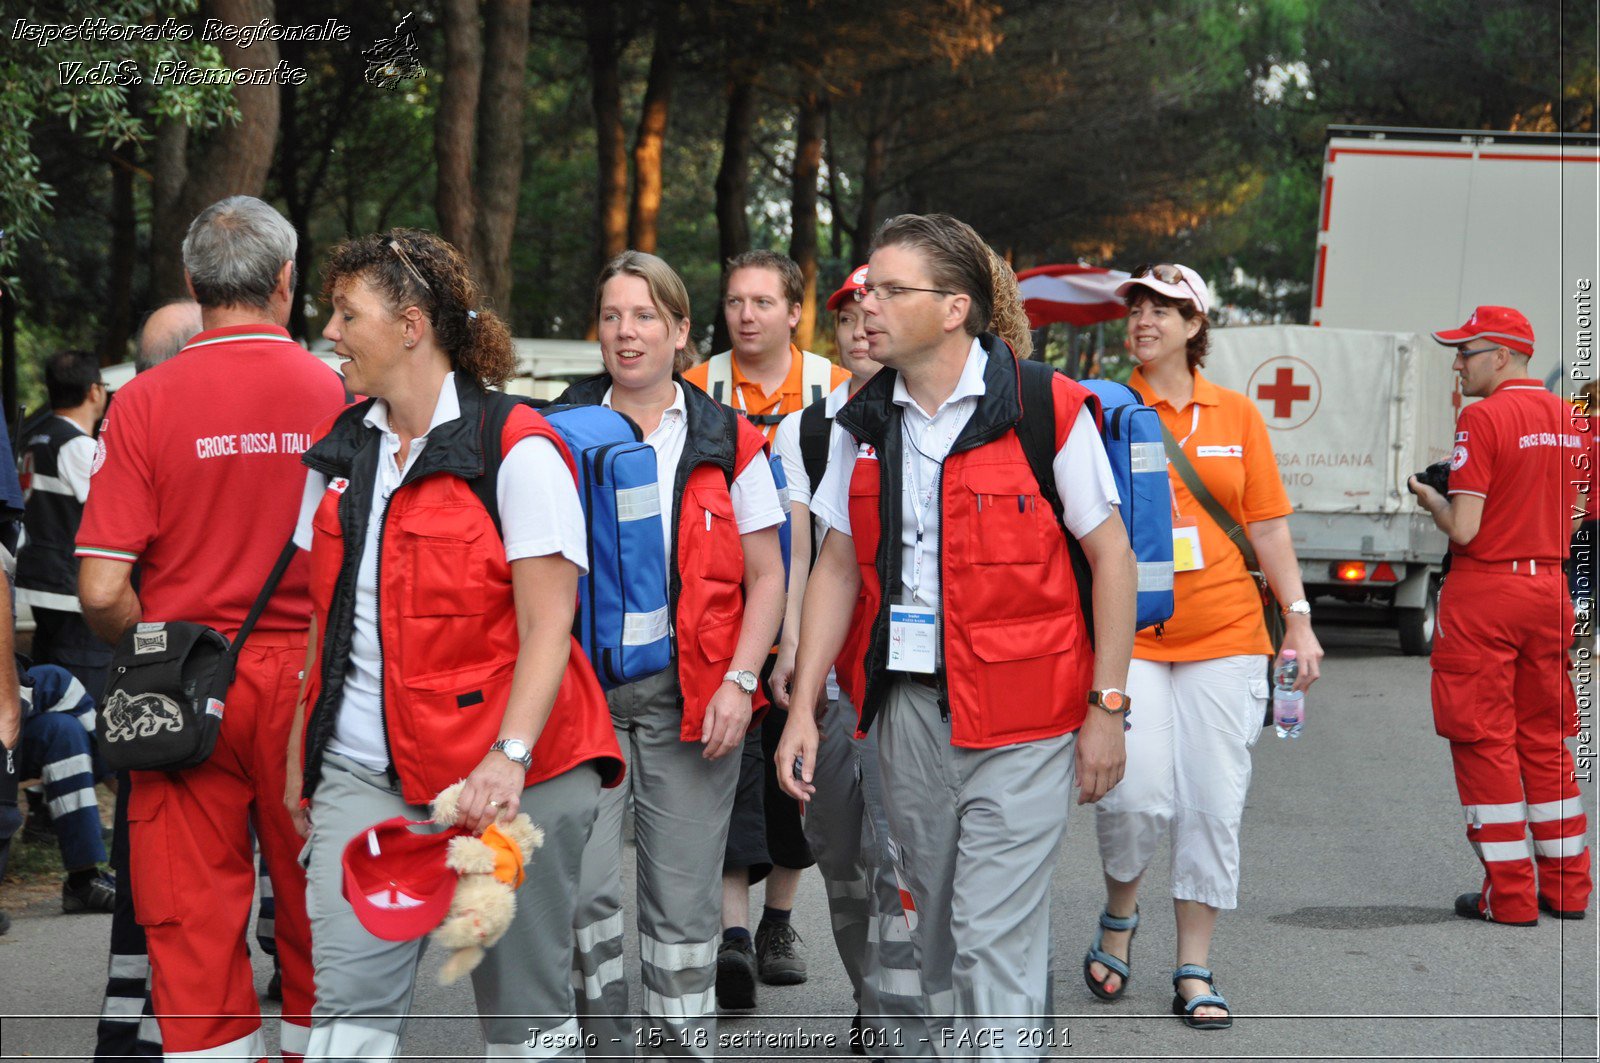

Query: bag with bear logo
left=98, top=539, right=297, bottom=772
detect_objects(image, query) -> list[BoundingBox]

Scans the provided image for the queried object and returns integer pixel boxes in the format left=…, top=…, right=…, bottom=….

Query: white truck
left=1310, top=125, right=1599, bottom=393
left=1204, top=326, right=1456, bottom=654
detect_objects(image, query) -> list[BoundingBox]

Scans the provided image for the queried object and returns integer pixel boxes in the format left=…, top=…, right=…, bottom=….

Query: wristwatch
left=1282, top=598, right=1312, bottom=618
left=491, top=738, right=533, bottom=770
left=723, top=669, right=759, bottom=695
left=1088, top=688, right=1130, bottom=715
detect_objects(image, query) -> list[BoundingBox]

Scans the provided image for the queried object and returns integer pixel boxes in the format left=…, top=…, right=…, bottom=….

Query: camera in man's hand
left=1413, top=460, right=1451, bottom=497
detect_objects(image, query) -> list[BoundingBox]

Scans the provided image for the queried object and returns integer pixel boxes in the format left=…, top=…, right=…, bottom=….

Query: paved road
left=3, top=620, right=1596, bottom=1061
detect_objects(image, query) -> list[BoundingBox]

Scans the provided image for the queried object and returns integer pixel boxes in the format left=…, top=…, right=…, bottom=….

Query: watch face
left=502, top=740, right=529, bottom=761
left=1101, top=690, right=1126, bottom=712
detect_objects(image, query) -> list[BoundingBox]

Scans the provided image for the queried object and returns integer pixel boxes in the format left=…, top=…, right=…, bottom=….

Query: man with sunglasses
left=1408, top=305, right=1591, bottom=926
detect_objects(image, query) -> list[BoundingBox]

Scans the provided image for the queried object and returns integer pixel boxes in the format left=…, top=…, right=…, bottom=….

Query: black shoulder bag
left=99, top=538, right=300, bottom=772
left=1159, top=424, right=1284, bottom=725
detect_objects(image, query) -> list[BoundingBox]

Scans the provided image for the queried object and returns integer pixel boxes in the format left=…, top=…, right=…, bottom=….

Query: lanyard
left=1167, top=404, right=1201, bottom=519
left=904, top=410, right=966, bottom=603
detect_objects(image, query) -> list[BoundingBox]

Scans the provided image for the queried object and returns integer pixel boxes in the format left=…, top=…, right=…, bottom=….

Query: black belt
left=902, top=671, right=944, bottom=690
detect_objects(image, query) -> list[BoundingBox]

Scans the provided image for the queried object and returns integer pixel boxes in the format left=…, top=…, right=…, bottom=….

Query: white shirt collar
left=891, top=338, right=987, bottom=417
left=601, top=381, right=688, bottom=422
left=364, top=372, right=460, bottom=438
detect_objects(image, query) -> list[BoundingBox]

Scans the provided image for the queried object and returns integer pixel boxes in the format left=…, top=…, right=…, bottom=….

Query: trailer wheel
left=1398, top=576, right=1441, bottom=656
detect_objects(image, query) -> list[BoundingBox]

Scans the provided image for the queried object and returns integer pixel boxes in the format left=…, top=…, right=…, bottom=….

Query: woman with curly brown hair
left=283, top=228, right=624, bottom=1059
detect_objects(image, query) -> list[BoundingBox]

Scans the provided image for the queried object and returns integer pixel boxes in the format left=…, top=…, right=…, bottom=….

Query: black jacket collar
left=835, top=333, right=1021, bottom=455
left=303, top=372, right=489, bottom=484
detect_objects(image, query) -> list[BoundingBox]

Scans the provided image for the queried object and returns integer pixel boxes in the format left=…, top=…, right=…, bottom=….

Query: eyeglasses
left=1456, top=344, right=1501, bottom=358
left=388, top=238, right=432, bottom=294
left=852, top=283, right=953, bottom=303
left=1131, top=262, right=1203, bottom=308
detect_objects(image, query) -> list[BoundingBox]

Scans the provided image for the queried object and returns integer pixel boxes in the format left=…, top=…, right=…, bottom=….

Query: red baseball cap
left=341, top=817, right=464, bottom=941
left=1432, top=305, right=1535, bottom=357
left=827, top=265, right=870, bottom=311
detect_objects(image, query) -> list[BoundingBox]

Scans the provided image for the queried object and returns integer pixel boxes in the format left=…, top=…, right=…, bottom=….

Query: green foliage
left=0, top=0, right=238, bottom=271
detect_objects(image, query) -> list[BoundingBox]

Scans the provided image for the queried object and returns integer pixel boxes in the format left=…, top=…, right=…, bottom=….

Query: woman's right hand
left=284, top=770, right=309, bottom=839
left=774, top=711, right=819, bottom=804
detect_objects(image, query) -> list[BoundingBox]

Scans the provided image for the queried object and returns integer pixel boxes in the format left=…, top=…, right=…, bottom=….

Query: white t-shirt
left=775, top=380, right=855, bottom=702
left=293, top=373, right=588, bottom=772
left=601, top=383, right=786, bottom=565
left=54, top=420, right=97, bottom=503
left=809, top=341, right=1120, bottom=612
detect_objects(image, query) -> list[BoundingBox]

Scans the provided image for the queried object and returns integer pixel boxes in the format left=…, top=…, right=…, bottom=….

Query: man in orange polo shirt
left=686, top=251, right=849, bottom=443
left=685, top=251, right=848, bottom=1008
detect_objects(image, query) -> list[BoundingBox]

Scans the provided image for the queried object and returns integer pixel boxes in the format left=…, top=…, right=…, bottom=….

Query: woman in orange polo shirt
left=1082, top=263, right=1323, bottom=1030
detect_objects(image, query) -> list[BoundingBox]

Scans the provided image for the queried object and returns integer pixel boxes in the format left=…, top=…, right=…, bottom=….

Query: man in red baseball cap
left=1408, top=305, right=1591, bottom=926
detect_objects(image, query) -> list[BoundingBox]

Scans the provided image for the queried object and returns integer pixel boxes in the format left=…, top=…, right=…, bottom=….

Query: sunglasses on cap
left=1131, top=262, right=1204, bottom=309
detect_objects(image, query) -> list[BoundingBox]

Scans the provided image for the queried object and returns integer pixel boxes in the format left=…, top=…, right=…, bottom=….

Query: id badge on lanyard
left=1170, top=405, right=1206, bottom=572
left=888, top=413, right=962, bottom=673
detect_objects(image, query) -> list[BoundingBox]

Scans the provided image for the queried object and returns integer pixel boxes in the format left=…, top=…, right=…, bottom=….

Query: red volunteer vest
left=841, top=372, right=1096, bottom=747
left=303, top=406, right=624, bottom=805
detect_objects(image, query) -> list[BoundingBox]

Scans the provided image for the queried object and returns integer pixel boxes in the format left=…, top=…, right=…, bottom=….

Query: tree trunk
left=825, top=106, right=844, bottom=263
left=628, top=3, right=679, bottom=254
left=148, top=120, right=190, bottom=302
left=851, top=124, right=889, bottom=267
left=788, top=89, right=825, bottom=351
left=436, top=0, right=483, bottom=262
left=102, top=154, right=137, bottom=364
left=473, top=0, right=531, bottom=316
left=588, top=0, right=629, bottom=268
left=151, top=0, right=281, bottom=300
left=712, top=74, right=757, bottom=353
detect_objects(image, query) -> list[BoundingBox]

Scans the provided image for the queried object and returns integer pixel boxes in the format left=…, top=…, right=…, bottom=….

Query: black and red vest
left=835, top=335, right=1097, bottom=748
left=298, top=375, right=624, bottom=804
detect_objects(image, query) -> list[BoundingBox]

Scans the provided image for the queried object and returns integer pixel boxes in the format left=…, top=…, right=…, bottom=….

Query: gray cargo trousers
left=877, top=679, right=1075, bottom=1062
left=302, top=753, right=601, bottom=1061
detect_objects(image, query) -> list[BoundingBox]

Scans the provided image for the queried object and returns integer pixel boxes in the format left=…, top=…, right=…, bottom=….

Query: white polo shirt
left=809, top=341, right=1119, bottom=612
left=293, top=373, right=588, bottom=771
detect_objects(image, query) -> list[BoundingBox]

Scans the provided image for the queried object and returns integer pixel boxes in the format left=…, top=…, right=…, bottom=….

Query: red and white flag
left=1016, top=264, right=1131, bottom=328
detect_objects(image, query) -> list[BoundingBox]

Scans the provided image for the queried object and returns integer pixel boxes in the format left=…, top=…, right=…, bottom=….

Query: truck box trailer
left=1203, top=325, right=1456, bottom=654
left=1311, top=125, right=1598, bottom=393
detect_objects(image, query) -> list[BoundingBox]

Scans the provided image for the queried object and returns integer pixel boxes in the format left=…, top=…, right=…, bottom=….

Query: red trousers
left=1431, top=564, right=1591, bottom=923
left=128, top=632, right=312, bottom=1059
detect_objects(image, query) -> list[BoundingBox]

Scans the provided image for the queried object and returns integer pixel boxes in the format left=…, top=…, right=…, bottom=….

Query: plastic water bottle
left=1273, top=649, right=1304, bottom=740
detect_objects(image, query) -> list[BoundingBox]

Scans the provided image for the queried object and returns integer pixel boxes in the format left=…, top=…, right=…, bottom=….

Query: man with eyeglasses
left=776, top=213, right=1137, bottom=1057
left=1408, top=305, right=1592, bottom=926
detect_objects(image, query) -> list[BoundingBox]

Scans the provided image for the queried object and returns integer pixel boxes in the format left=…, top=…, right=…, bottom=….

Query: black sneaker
left=754, top=920, right=807, bottom=985
left=0, top=909, right=11, bottom=935
left=63, top=872, right=117, bottom=914
left=265, top=962, right=283, bottom=1002
left=716, top=937, right=757, bottom=1010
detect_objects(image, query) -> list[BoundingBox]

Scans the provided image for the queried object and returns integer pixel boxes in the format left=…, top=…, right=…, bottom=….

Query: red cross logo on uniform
left=1256, top=367, right=1311, bottom=419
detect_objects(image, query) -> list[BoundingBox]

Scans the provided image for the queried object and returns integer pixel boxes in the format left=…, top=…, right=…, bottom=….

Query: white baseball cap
left=1114, top=263, right=1211, bottom=316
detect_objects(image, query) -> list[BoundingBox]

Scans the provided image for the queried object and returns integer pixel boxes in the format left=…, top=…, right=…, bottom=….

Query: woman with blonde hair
left=560, top=251, right=787, bottom=1059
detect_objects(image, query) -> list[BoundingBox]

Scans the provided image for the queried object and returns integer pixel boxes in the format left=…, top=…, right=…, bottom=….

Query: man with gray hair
left=77, top=195, right=346, bottom=1060
left=133, top=299, right=203, bottom=374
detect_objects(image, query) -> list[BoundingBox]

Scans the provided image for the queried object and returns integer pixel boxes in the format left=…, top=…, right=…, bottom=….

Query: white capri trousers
left=1093, top=654, right=1267, bottom=910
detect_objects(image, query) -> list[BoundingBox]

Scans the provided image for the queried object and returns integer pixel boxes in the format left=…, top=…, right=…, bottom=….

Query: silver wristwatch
left=1282, top=598, right=1312, bottom=618
left=491, top=738, right=533, bottom=769
left=723, top=669, right=759, bottom=695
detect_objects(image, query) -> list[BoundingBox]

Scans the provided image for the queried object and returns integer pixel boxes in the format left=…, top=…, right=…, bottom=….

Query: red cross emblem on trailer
left=1246, top=356, right=1321, bottom=430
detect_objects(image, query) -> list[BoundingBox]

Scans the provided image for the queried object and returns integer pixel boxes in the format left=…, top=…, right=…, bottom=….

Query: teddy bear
left=428, top=779, right=545, bottom=984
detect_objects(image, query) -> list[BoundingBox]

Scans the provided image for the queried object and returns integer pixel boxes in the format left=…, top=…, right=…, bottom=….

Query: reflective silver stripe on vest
left=1129, top=441, right=1167, bottom=473
left=623, top=606, right=671, bottom=646
left=1137, top=561, right=1174, bottom=592
left=616, top=484, right=662, bottom=522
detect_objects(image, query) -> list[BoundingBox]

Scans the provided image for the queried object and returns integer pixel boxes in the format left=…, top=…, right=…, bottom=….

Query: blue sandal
left=1082, top=908, right=1138, bottom=1001
left=1171, top=964, right=1232, bottom=1029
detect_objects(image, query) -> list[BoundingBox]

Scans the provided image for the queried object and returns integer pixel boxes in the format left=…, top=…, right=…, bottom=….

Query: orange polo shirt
left=1129, top=367, right=1293, bottom=662
left=684, top=345, right=850, bottom=443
